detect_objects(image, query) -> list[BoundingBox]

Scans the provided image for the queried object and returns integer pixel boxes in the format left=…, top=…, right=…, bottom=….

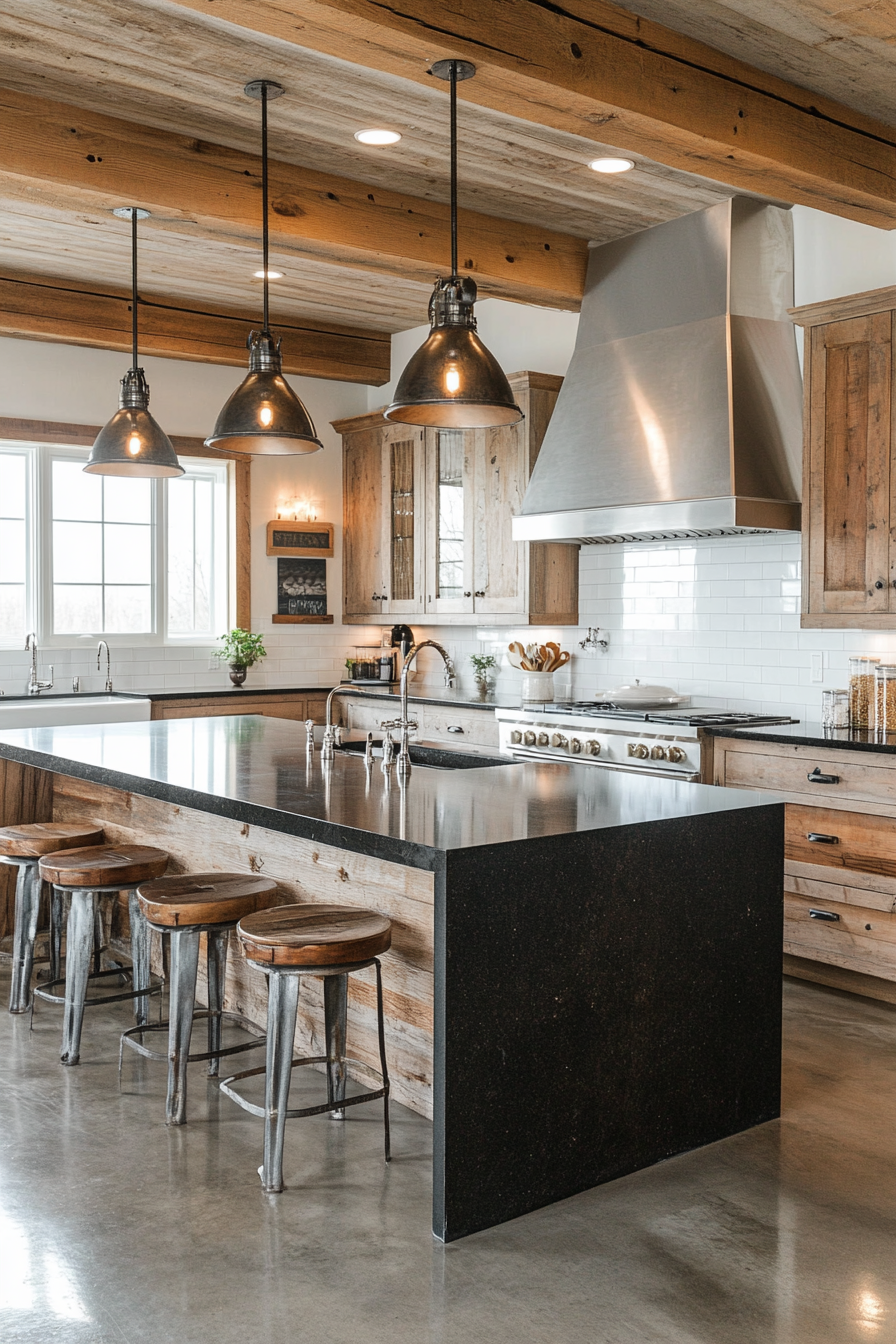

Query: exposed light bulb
left=446, top=369, right=461, bottom=393
left=259, top=406, right=273, bottom=426
left=354, top=129, right=401, bottom=146
left=127, top=434, right=142, bottom=455
left=589, top=157, right=635, bottom=173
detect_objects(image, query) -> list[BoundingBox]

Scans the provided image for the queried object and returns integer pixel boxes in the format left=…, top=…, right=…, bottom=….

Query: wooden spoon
left=552, top=651, right=571, bottom=670
left=506, top=645, right=524, bottom=669
left=509, top=641, right=526, bottom=667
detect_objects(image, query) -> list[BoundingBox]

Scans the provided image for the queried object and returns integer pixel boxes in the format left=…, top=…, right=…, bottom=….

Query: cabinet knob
left=876, top=580, right=884, bottom=590
left=474, top=590, right=485, bottom=598
left=463, top=591, right=471, bottom=598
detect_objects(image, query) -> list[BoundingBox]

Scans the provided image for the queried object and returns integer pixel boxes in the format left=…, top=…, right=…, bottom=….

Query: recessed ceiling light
left=589, top=157, right=635, bottom=174
left=354, top=128, right=402, bottom=146
left=254, top=269, right=283, bottom=279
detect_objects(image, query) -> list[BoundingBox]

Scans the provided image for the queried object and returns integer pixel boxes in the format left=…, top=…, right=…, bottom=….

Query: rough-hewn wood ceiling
left=612, top=0, right=896, bottom=129
left=0, top=0, right=736, bottom=333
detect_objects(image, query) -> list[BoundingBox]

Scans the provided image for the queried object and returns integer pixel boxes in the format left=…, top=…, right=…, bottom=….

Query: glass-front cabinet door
left=382, top=427, right=425, bottom=617
left=425, top=428, right=474, bottom=615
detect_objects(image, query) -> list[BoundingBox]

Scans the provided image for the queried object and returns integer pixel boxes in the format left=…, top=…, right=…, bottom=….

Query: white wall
left=3, top=201, right=896, bottom=707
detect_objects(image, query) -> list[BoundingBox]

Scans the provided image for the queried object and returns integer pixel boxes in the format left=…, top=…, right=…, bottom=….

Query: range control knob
left=523, top=730, right=536, bottom=747
left=667, top=745, right=687, bottom=764
left=551, top=733, right=568, bottom=749
left=510, top=730, right=522, bottom=744
left=650, top=744, right=668, bottom=761
left=571, top=738, right=583, bottom=754
left=537, top=732, right=549, bottom=747
left=585, top=739, right=601, bottom=756
left=628, top=742, right=649, bottom=759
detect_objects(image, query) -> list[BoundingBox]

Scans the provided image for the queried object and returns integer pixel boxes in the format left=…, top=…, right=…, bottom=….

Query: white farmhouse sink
left=0, top=695, right=151, bottom=730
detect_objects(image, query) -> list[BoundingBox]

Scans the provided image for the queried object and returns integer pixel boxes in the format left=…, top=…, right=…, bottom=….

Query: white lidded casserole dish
left=600, top=680, right=682, bottom=709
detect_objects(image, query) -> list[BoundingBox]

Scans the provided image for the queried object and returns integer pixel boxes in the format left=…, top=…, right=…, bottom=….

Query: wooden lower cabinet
left=340, top=695, right=500, bottom=750
left=709, top=734, right=896, bottom=1002
left=151, top=692, right=328, bottom=723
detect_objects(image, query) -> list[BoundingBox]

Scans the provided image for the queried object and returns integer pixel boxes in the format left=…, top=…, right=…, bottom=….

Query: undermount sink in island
left=0, top=714, right=784, bottom=1242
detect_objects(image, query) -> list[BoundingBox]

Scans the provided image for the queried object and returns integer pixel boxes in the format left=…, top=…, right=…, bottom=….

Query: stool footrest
left=120, top=1010, right=265, bottom=1065
left=33, top=965, right=163, bottom=1009
left=220, top=1054, right=388, bottom=1121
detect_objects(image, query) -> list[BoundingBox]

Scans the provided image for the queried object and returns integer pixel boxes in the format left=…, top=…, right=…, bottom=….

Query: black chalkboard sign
left=266, top=521, right=334, bottom=556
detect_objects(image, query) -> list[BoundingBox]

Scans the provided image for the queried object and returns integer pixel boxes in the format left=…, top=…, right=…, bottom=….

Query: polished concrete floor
left=1, top=968, right=895, bottom=1344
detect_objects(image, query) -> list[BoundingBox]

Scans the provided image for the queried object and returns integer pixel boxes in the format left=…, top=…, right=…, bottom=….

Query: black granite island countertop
left=0, top=716, right=778, bottom=870
left=0, top=715, right=785, bottom=1243
left=701, top=720, right=896, bottom=755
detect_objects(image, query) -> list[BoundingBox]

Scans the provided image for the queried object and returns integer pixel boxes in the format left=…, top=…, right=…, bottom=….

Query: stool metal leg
left=49, top=884, right=64, bottom=983
left=128, top=890, right=152, bottom=1027
left=206, top=927, right=228, bottom=1077
left=61, top=889, right=97, bottom=1065
left=262, top=970, right=300, bottom=1194
left=9, top=861, right=40, bottom=1014
left=167, top=927, right=201, bottom=1126
left=374, top=959, right=391, bottom=1163
left=324, top=973, right=348, bottom=1121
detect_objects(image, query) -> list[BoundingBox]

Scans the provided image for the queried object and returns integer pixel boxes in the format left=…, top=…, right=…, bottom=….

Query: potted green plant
left=469, top=653, right=498, bottom=699
left=215, top=629, right=268, bottom=688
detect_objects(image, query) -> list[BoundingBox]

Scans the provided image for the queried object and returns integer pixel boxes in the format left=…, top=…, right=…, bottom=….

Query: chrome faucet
left=321, top=685, right=376, bottom=761
left=25, top=634, right=53, bottom=695
left=97, top=640, right=112, bottom=692
left=384, top=640, right=456, bottom=779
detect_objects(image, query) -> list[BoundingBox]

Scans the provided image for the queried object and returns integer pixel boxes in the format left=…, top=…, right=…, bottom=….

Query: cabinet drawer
left=784, top=892, right=896, bottom=980
left=721, top=744, right=896, bottom=808
left=785, top=804, right=896, bottom=879
left=416, top=707, right=499, bottom=748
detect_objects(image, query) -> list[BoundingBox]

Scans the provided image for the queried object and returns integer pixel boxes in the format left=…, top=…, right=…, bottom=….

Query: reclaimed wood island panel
left=0, top=714, right=785, bottom=1242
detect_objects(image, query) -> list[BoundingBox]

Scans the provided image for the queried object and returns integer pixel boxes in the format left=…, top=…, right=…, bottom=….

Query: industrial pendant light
left=385, top=60, right=522, bottom=429
left=85, top=207, right=184, bottom=477
left=205, top=79, right=323, bottom=456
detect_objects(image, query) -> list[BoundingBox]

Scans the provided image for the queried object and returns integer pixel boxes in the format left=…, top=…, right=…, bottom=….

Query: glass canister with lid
left=848, top=655, right=881, bottom=729
left=875, top=664, right=896, bottom=734
left=821, top=689, right=849, bottom=729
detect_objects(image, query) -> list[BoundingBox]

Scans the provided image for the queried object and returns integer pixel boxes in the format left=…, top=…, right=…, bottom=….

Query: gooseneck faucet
left=97, top=640, right=112, bottom=692
left=25, top=634, right=53, bottom=695
left=384, top=640, right=456, bottom=779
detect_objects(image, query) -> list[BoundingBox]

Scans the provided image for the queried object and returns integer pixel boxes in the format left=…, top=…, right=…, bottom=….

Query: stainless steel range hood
left=513, top=198, right=802, bottom=545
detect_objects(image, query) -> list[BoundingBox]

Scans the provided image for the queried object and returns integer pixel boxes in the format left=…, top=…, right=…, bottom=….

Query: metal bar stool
left=35, top=844, right=169, bottom=1065
left=119, top=872, right=279, bottom=1124
left=0, top=822, right=105, bottom=1013
left=220, top=903, right=392, bottom=1193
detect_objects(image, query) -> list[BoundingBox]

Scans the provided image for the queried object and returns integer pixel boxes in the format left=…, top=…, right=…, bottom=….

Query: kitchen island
left=0, top=715, right=784, bottom=1241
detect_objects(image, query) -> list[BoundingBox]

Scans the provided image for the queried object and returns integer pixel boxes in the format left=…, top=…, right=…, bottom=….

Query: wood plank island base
left=0, top=715, right=785, bottom=1242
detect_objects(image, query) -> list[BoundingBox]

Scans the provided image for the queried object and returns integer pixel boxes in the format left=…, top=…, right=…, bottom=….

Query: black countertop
left=0, top=685, right=506, bottom=709
left=0, top=716, right=778, bottom=871
left=702, top=720, right=896, bottom=755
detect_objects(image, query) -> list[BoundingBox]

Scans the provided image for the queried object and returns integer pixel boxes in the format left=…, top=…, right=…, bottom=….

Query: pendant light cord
left=130, top=205, right=139, bottom=370
left=449, top=60, right=458, bottom=279
left=261, top=80, right=270, bottom=333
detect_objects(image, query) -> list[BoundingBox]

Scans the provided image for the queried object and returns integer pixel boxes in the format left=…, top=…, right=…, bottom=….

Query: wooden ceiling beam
left=165, top=0, right=896, bottom=229
left=0, top=270, right=392, bottom=385
left=0, top=87, right=587, bottom=310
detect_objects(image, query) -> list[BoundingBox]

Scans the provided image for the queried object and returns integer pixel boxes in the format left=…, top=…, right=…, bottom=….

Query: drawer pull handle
left=807, top=832, right=839, bottom=844
left=808, top=908, right=840, bottom=922
left=446, top=725, right=464, bottom=734
left=807, top=767, right=840, bottom=784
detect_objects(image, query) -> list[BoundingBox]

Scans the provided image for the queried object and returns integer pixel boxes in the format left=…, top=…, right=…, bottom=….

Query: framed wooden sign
left=266, top=521, right=334, bottom=557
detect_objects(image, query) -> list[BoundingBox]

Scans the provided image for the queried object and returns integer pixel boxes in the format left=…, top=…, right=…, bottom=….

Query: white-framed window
left=0, top=442, right=231, bottom=647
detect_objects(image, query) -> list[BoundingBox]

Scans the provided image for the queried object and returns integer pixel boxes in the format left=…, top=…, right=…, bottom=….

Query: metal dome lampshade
left=385, top=60, right=522, bottom=429
left=85, top=208, right=183, bottom=478
left=205, top=80, right=322, bottom=456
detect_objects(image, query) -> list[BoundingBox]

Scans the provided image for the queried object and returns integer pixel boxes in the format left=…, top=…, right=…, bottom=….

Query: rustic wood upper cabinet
left=335, top=372, right=578, bottom=626
left=792, top=288, right=896, bottom=627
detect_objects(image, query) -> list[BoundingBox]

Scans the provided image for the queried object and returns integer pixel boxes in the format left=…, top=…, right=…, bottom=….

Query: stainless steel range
left=496, top=703, right=798, bottom=782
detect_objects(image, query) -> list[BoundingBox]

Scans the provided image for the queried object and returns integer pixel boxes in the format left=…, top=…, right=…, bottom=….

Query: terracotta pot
left=229, top=664, right=248, bottom=688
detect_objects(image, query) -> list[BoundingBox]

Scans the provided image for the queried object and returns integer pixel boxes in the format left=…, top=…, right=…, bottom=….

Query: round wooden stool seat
left=39, top=844, right=169, bottom=888
left=238, top=903, right=392, bottom=967
left=0, top=822, right=105, bottom=860
left=137, top=872, right=279, bottom=927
